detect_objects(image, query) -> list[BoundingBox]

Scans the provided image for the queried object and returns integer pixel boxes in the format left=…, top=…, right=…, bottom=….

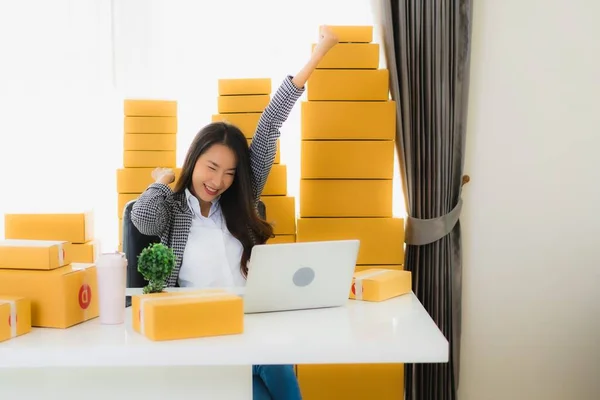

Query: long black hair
left=174, top=122, right=273, bottom=277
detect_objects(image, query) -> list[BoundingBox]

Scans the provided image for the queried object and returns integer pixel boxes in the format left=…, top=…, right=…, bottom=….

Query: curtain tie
left=405, top=197, right=463, bottom=246
left=405, top=175, right=469, bottom=245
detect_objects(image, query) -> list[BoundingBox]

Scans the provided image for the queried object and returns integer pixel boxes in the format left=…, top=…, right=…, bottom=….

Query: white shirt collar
left=185, top=188, right=220, bottom=218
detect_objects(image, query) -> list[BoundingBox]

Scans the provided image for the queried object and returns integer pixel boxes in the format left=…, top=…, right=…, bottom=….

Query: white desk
left=0, top=292, right=448, bottom=400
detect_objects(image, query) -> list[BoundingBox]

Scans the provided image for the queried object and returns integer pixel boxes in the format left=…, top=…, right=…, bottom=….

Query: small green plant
left=137, top=243, right=176, bottom=294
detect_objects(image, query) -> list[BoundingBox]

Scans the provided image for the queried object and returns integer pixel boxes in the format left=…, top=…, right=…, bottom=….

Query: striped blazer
left=130, top=76, right=304, bottom=287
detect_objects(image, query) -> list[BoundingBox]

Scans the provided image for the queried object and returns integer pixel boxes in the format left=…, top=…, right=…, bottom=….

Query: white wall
left=460, top=1, right=600, bottom=399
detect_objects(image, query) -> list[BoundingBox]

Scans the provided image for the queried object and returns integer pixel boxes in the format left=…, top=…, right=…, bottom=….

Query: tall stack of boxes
left=0, top=214, right=99, bottom=332
left=296, top=26, right=406, bottom=399
left=117, top=100, right=181, bottom=250
left=212, top=79, right=296, bottom=244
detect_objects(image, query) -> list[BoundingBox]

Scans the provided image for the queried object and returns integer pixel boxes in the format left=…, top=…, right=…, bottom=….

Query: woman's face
left=191, top=143, right=237, bottom=203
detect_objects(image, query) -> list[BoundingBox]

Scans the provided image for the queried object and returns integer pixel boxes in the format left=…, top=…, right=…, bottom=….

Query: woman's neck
left=199, top=199, right=212, bottom=218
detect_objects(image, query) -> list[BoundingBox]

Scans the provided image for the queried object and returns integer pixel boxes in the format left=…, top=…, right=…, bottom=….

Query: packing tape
left=354, top=269, right=391, bottom=300
left=0, top=299, right=17, bottom=338
left=139, top=291, right=232, bottom=336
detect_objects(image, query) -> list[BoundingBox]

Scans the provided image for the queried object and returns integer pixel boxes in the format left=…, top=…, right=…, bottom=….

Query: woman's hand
left=291, top=25, right=340, bottom=89
left=313, top=25, right=340, bottom=57
left=152, top=167, right=175, bottom=185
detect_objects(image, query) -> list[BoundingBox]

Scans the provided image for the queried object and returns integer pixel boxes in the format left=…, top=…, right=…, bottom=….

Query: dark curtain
left=378, top=1, right=473, bottom=399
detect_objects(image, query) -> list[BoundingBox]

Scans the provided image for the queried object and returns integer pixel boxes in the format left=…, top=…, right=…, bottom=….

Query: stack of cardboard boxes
left=117, top=100, right=182, bottom=250
left=295, top=25, right=406, bottom=400
left=0, top=213, right=99, bottom=335
left=211, top=78, right=296, bottom=244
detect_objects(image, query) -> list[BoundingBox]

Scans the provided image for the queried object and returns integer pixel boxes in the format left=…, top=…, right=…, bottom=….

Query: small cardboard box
left=297, top=218, right=404, bottom=265
left=300, top=179, right=393, bottom=218
left=212, top=113, right=262, bottom=138
left=313, top=43, right=379, bottom=69
left=263, top=164, right=287, bottom=196
left=124, top=116, right=177, bottom=134
left=0, top=239, right=71, bottom=270
left=131, top=290, right=244, bottom=341
left=116, top=168, right=181, bottom=193
left=124, top=133, right=177, bottom=151
left=218, top=94, right=270, bottom=113
left=0, top=296, right=32, bottom=343
left=123, top=150, right=176, bottom=168
left=124, top=99, right=177, bottom=117
left=300, top=100, right=396, bottom=140
left=4, top=212, right=94, bottom=244
left=0, top=264, right=98, bottom=328
left=70, top=241, right=97, bottom=263
left=218, top=78, right=271, bottom=95
left=349, top=268, right=412, bottom=302
left=301, top=140, right=394, bottom=179
left=327, top=25, right=373, bottom=43
left=261, top=196, right=296, bottom=234
left=307, top=69, right=389, bottom=101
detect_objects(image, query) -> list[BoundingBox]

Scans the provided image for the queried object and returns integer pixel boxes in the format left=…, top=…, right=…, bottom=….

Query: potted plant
left=137, top=243, right=176, bottom=294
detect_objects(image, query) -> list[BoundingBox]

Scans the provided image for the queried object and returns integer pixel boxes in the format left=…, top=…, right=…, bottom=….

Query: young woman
left=131, top=26, right=339, bottom=400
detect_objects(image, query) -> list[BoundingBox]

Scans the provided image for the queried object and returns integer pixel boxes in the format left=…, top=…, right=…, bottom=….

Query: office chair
left=122, top=199, right=267, bottom=291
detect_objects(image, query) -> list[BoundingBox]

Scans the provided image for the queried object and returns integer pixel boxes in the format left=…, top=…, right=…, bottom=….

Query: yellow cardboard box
left=124, top=133, right=176, bottom=151
left=131, top=290, right=243, bottom=341
left=116, top=168, right=181, bottom=193
left=218, top=95, right=270, bottom=113
left=297, top=218, right=404, bottom=265
left=124, top=99, right=177, bottom=117
left=211, top=113, right=262, bottom=138
left=118, top=193, right=141, bottom=217
left=297, top=363, right=404, bottom=400
left=0, top=296, right=32, bottom=343
left=301, top=141, right=394, bottom=179
left=70, top=241, right=97, bottom=263
left=300, top=180, right=392, bottom=218
left=263, top=164, right=287, bottom=196
left=327, top=25, right=373, bottom=43
left=308, top=69, right=389, bottom=101
left=218, top=78, right=271, bottom=95
left=301, top=101, right=395, bottom=140
left=355, top=265, right=403, bottom=273
left=261, top=196, right=296, bottom=234
left=0, top=264, right=98, bottom=328
left=124, top=116, right=177, bottom=134
left=123, top=150, right=176, bottom=168
left=267, top=235, right=296, bottom=244
left=4, top=212, right=94, bottom=244
left=313, top=43, right=379, bottom=69
left=349, top=268, right=411, bottom=302
left=0, top=239, right=71, bottom=270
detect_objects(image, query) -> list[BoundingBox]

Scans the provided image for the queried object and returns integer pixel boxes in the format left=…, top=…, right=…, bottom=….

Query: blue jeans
left=252, top=364, right=302, bottom=400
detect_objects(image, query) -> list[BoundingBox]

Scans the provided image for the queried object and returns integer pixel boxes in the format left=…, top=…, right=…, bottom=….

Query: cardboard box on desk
left=0, top=239, right=71, bottom=270
left=0, top=296, right=31, bottom=343
left=0, top=264, right=98, bottom=328
left=349, top=268, right=412, bottom=302
left=131, top=290, right=244, bottom=341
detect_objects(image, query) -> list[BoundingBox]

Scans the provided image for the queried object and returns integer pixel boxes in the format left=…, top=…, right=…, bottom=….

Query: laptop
left=242, top=239, right=360, bottom=314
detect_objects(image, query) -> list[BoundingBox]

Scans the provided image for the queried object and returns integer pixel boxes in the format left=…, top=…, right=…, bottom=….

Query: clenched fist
left=314, top=25, right=339, bottom=55
left=152, top=167, right=175, bottom=185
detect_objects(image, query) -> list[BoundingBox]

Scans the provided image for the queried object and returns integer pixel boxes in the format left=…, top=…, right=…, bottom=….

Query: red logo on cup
left=351, top=282, right=356, bottom=295
left=79, top=284, right=92, bottom=309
